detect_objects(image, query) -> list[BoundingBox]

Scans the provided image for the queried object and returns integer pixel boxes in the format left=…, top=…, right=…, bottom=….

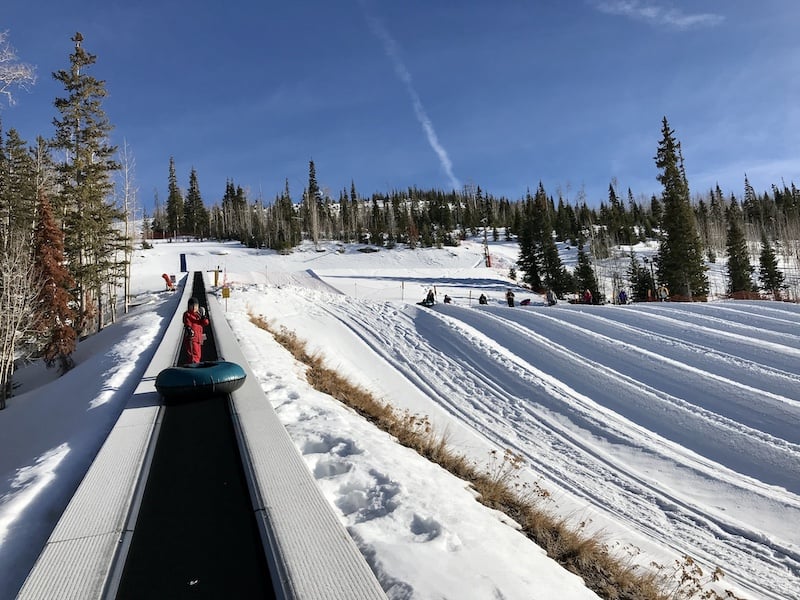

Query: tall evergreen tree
left=517, top=189, right=542, bottom=290
left=51, top=32, right=122, bottom=332
left=606, top=182, right=633, bottom=245
left=0, top=129, right=38, bottom=242
left=517, top=183, right=567, bottom=293
left=166, top=156, right=183, bottom=237
left=304, top=160, right=322, bottom=246
left=183, top=167, right=207, bottom=238
left=151, top=190, right=167, bottom=238
left=218, top=179, right=246, bottom=240
left=574, top=244, right=599, bottom=302
left=758, top=232, right=784, bottom=299
left=654, top=117, right=708, bottom=299
left=724, top=198, right=754, bottom=294
left=627, top=251, right=653, bottom=302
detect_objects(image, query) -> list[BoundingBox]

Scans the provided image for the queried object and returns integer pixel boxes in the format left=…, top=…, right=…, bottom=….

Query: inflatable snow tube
left=155, top=361, right=247, bottom=402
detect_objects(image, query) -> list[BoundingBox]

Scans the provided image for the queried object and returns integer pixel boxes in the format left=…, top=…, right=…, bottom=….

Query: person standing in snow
left=583, top=289, right=593, bottom=304
left=657, top=284, right=669, bottom=302
left=546, top=289, right=557, bottom=306
left=183, top=297, right=209, bottom=364
left=478, top=293, right=488, bottom=305
left=505, top=289, right=515, bottom=307
left=161, top=273, right=175, bottom=291
left=426, top=289, right=435, bottom=304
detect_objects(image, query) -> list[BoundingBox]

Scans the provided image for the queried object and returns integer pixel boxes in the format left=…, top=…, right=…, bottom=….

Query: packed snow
left=1, top=236, right=798, bottom=600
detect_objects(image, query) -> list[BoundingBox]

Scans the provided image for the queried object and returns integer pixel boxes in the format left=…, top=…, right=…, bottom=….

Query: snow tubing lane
left=155, top=361, right=246, bottom=401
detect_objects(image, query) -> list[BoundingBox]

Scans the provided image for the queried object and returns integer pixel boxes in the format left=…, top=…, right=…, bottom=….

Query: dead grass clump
left=248, top=312, right=741, bottom=600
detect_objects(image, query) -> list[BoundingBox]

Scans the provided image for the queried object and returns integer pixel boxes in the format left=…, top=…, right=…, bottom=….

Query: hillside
left=0, top=237, right=798, bottom=599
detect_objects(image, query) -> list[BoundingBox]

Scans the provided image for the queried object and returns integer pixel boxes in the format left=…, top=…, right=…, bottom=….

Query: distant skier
left=546, top=289, right=557, bottom=306
left=478, top=293, right=488, bottom=305
left=657, top=284, right=669, bottom=302
left=583, top=289, right=593, bottom=304
left=618, top=289, right=628, bottom=305
left=443, top=294, right=452, bottom=304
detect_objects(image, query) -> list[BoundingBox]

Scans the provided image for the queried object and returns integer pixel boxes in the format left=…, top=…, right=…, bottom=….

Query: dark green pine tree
left=339, top=187, right=350, bottom=241
left=724, top=198, right=754, bottom=295
left=151, top=191, right=167, bottom=238
left=574, top=244, right=599, bottom=302
left=304, top=160, right=322, bottom=246
left=553, top=197, right=576, bottom=242
left=51, top=32, right=122, bottom=332
left=758, top=232, right=785, bottom=300
left=221, top=180, right=248, bottom=240
left=347, top=181, right=359, bottom=241
left=517, top=183, right=568, bottom=294
left=517, top=189, right=543, bottom=290
left=627, top=251, right=653, bottom=302
left=654, top=117, right=708, bottom=299
left=183, top=167, right=208, bottom=239
left=166, top=156, right=184, bottom=237
left=606, top=182, right=633, bottom=245
left=648, top=195, right=662, bottom=237
left=0, top=128, right=39, bottom=242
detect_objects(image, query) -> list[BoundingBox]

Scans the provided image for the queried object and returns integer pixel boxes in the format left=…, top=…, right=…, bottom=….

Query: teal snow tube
left=155, top=361, right=247, bottom=401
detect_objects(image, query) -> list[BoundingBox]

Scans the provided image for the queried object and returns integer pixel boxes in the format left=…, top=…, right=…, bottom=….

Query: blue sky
left=2, top=0, right=798, bottom=214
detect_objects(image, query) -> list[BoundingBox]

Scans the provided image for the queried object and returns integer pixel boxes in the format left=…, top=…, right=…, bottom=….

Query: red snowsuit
left=183, top=309, right=209, bottom=364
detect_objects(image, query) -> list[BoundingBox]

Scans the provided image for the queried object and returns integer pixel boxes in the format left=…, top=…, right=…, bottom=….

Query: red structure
left=162, top=273, right=175, bottom=291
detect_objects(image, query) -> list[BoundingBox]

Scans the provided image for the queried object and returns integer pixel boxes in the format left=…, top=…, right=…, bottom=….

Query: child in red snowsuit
left=183, top=297, right=209, bottom=364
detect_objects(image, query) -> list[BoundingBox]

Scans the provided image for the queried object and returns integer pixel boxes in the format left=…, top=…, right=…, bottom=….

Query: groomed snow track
left=295, top=288, right=800, bottom=600
left=16, top=272, right=386, bottom=600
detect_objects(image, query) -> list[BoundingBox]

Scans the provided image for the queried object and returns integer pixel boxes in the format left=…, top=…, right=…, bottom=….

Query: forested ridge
left=1, top=32, right=798, bottom=406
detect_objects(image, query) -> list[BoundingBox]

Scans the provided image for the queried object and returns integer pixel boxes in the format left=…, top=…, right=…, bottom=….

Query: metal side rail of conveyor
left=17, top=270, right=387, bottom=600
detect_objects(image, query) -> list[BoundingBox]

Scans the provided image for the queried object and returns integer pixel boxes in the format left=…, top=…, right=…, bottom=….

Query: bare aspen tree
left=0, top=30, right=36, bottom=108
left=118, top=139, right=137, bottom=314
left=0, top=236, right=40, bottom=408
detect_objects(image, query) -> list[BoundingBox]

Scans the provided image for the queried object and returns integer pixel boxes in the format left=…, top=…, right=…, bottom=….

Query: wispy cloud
left=590, top=0, right=724, bottom=29
left=361, top=8, right=461, bottom=190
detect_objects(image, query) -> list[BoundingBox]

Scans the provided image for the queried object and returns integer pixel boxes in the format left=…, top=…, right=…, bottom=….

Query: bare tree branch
left=0, top=30, right=37, bottom=108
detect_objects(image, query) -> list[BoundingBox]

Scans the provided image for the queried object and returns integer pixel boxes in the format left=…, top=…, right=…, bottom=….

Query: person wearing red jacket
left=183, top=297, right=209, bottom=364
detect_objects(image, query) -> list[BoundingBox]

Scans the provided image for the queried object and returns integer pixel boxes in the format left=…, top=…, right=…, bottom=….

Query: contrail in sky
left=363, top=10, right=461, bottom=190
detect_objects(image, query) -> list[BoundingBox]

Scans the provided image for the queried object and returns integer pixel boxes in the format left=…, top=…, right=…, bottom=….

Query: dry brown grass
left=249, top=312, right=740, bottom=600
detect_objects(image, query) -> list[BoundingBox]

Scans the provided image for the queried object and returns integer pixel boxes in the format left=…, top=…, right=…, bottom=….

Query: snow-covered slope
left=1, top=238, right=798, bottom=599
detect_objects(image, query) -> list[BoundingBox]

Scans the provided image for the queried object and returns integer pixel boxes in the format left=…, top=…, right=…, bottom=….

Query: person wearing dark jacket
left=505, top=289, right=515, bottom=307
left=183, top=297, right=209, bottom=364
